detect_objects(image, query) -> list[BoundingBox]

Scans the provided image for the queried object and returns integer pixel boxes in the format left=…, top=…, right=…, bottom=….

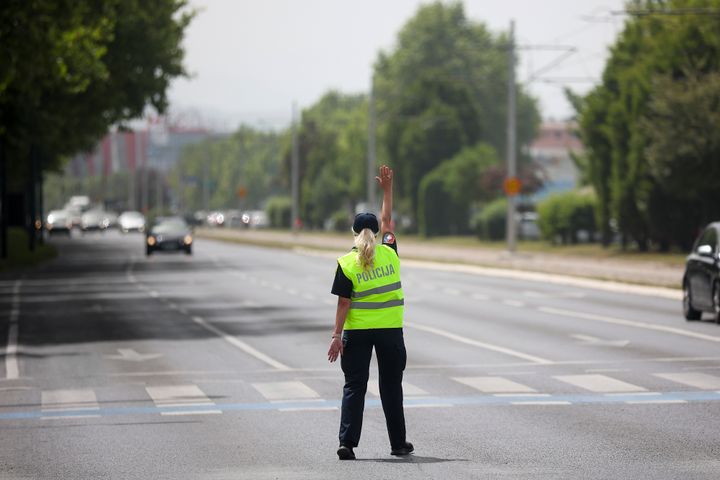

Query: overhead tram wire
left=612, top=7, right=720, bottom=17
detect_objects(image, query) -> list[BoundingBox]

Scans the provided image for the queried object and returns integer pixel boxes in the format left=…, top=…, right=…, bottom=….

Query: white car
left=45, top=210, right=72, bottom=235
left=118, top=211, right=146, bottom=233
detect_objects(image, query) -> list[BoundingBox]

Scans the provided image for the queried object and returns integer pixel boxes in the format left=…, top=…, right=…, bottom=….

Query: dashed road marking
left=3, top=280, right=22, bottom=380
left=554, top=374, right=647, bottom=393
left=145, top=384, right=221, bottom=415
left=407, top=322, right=554, bottom=365
left=42, top=389, right=100, bottom=419
left=252, top=381, right=320, bottom=401
left=191, top=316, right=290, bottom=371
left=453, top=376, right=537, bottom=394
left=653, top=372, right=720, bottom=390
left=538, top=307, right=720, bottom=344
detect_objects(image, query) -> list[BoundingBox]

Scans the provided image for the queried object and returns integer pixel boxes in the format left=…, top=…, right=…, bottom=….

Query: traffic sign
left=503, top=177, right=522, bottom=196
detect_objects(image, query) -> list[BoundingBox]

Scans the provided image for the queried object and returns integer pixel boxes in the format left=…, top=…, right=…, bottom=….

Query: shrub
left=328, top=209, right=352, bottom=232
left=474, top=198, right=507, bottom=241
left=265, top=196, right=292, bottom=228
left=537, top=190, right=596, bottom=244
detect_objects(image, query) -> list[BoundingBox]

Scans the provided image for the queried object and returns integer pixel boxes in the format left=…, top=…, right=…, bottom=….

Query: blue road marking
left=2, top=391, right=719, bottom=421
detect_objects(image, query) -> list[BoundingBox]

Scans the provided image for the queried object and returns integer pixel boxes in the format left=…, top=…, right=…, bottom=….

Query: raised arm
left=376, top=165, right=393, bottom=235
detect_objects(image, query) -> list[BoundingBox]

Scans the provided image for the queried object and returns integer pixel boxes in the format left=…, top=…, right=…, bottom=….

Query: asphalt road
left=1, top=231, right=719, bottom=479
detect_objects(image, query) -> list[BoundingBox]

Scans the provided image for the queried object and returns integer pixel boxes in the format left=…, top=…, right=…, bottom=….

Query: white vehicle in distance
left=81, top=209, right=109, bottom=232
left=242, top=210, right=269, bottom=229
left=45, top=210, right=72, bottom=235
left=118, top=211, right=146, bottom=233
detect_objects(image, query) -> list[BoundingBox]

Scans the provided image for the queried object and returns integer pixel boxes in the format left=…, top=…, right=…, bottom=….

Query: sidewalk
left=196, top=228, right=684, bottom=289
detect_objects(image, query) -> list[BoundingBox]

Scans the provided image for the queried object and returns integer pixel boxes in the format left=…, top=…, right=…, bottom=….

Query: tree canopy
left=1, top=0, right=193, bottom=171
left=576, top=0, right=720, bottom=250
left=374, top=1, right=540, bottom=223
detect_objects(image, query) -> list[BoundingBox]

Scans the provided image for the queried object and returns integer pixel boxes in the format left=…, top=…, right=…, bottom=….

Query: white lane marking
left=585, top=369, right=630, bottom=373
left=4, top=280, right=22, bottom=380
left=511, top=401, right=571, bottom=406
left=653, top=372, right=720, bottom=390
left=539, top=307, right=720, bottom=344
left=406, top=322, right=553, bottom=365
left=149, top=291, right=159, bottom=298
left=443, top=288, right=460, bottom=296
left=626, top=399, right=687, bottom=405
left=252, top=381, right=320, bottom=401
left=279, top=406, right=338, bottom=412
left=554, top=374, right=647, bottom=393
left=301, top=294, right=316, bottom=301
left=571, top=334, right=629, bottom=347
left=471, top=293, right=489, bottom=301
left=191, top=316, right=290, bottom=371
left=145, top=384, right=221, bottom=415
left=453, top=376, right=537, bottom=394
left=42, top=389, right=100, bottom=418
left=366, top=380, right=427, bottom=397
left=323, top=299, right=335, bottom=306
left=502, top=300, right=525, bottom=308
left=604, top=392, right=661, bottom=397
left=287, top=288, right=298, bottom=295
left=399, top=259, right=681, bottom=300
left=405, top=403, right=454, bottom=409
left=494, top=393, right=550, bottom=398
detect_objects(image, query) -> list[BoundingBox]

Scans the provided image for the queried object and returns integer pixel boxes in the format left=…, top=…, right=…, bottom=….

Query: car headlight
left=183, top=235, right=193, bottom=245
left=147, top=236, right=156, bottom=246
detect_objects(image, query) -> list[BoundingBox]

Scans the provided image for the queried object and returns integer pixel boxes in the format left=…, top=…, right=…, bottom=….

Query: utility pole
left=141, top=131, right=149, bottom=214
left=291, top=102, right=300, bottom=233
left=367, top=82, right=377, bottom=213
left=505, top=20, right=518, bottom=253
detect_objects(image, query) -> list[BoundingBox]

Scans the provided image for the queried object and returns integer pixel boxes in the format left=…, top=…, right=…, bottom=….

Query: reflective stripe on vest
left=337, top=244, right=403, bottom=330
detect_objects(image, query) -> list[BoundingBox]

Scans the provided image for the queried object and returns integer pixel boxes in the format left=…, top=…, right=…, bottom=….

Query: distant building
left=528, top=122, right=583, bottom=201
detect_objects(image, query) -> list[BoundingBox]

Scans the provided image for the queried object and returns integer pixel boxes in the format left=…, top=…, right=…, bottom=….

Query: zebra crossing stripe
left=553, top=374, right=647, bottom=393
left=42, top=389, right=100, bottom=419
left=252, top=381, right=320, bottom=401
left=453, top=376, right=537, bottom=394
left=653, top=373, right=720, bottom=390
left=366, top=379, right=427, bottom=397
left=145, top=385, right=221, bottom=415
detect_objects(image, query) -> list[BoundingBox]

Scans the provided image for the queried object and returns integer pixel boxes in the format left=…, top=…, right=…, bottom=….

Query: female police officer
left=327, top=165, right=413, bottom=460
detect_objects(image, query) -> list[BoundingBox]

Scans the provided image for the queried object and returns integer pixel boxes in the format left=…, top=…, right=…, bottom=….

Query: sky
left=167, top=0, right=627, bottom=131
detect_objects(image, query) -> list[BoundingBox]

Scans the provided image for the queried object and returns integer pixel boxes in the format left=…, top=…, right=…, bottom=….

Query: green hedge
left=0, top=228, right=57, bottom=270
left=537, top=190, right=597, bottom=244
left=473, top=198, right=507, bottom=241
left=265, top=196, right=292, bottom=228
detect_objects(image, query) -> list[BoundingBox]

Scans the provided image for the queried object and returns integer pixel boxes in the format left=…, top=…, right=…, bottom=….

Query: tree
left=575, top=0, right=720, bottom=250
left=373, top=1, right=539, bottom=225
left=0, top=0, right=193, bottom=254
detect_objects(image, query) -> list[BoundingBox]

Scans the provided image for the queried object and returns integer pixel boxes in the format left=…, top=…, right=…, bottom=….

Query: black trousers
left=339, top=328, right=407, bottom=449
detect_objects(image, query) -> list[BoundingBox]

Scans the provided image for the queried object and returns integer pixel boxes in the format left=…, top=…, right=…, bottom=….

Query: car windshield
left=151, top=220, right=188, bottom=235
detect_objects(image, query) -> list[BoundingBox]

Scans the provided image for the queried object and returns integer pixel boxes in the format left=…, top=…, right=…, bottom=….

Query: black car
left=683, top=222, right=720, bottom=323
left=146, top=217, right=193, bottom=256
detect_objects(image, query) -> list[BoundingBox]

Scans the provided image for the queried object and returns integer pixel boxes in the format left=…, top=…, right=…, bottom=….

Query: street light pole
left=291, top=102, right=300, bottom=233
left=367, top=81, right=376, bottom=214
left=505, top=20, right=518, bottom=253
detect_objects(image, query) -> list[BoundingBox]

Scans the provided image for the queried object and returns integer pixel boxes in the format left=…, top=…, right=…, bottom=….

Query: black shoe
left=390, top=442, right=414, bottom=456
left=337, top=445, right=355, bottom=460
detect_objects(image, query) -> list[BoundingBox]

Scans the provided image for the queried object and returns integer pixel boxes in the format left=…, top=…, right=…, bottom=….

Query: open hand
left=328, top=337, right=343, bottom=362
left=375, top=165, right=393, bottom=191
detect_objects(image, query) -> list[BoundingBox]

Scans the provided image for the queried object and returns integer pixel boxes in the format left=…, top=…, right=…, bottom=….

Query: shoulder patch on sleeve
left=383, top=232, right=396, bottom=244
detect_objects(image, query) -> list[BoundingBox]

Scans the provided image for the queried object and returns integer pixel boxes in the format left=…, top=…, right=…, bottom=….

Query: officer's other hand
left=328, top=338, right=343, bottom=362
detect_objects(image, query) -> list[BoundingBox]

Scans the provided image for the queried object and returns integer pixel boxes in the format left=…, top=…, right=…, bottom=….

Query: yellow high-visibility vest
left=337, top=244, right=404, bottom=330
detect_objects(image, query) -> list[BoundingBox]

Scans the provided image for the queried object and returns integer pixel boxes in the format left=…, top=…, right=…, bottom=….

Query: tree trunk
left=0, top=138, right=7, bottom=259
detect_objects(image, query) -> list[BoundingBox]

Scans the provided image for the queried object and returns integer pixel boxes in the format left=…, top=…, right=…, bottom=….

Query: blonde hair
left=354, top=228, right=376, bottom=271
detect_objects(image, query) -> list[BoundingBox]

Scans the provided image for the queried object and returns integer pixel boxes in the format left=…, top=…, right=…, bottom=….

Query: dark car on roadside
left=683, top=222, right=720, bottom=323
left=146, top=217, right=193, bottom=256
